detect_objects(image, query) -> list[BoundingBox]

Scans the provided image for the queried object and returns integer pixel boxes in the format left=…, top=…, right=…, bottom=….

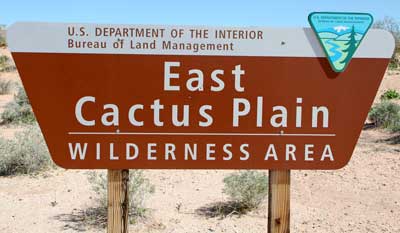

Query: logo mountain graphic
left=309, top=12, right=373, bottom=72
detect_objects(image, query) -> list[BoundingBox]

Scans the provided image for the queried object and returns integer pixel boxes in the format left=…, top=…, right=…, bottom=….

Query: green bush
left=1, top=86, right=36, bottom=124
left=87, top=170, right=155, bottom=224
left=381, top=89, right=400, bottom=100
left=223, top=171, right=268, bottom=210
left=0, top=79, right=13, bottom=94
left=0, top=125, right=51, bottom=176
left=369, top=101, right=400, bottom=132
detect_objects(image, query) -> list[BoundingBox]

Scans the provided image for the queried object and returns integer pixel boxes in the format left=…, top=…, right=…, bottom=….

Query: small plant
left=381, top=89, right=400, bottom=100
left=87, top=170, right=155, bottom=225
left=1, top=86, right=36, bottom=124
left=223, top=171, right=268, bottom=210
left=0, top=79, right=13, bottom=94
left=369, top=101, right=400, bottom=132
left=0, top=125, right=51, bottom=176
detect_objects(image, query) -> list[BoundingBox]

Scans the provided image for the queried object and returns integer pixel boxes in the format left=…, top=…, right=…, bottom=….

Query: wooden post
left=268, top=170, right=290, bottom=233
left=107, top=169, right=130, bottom=233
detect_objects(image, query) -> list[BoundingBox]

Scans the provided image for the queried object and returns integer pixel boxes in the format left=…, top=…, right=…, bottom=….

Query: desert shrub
left=0, top=55, right=15, bottom=72
left=1, top=86, right=36, bottom=124
left=369, top=101, right=400, bottom=132
left=0, top=125, right=51, bottom=176
left=0, top=35, right=5, bottom=47
left=388, top=55, right=399, bottom=70
left=381, top=89, right=400, bottom=100
left=223, top=171, right=268, bottom=210
left=0, top=28, right=5, bottom=47
left=0, top=79, right=13, bottom=94
left=87, top=170, right=155, bottom=224
left=0, top=55, right=9, bottom=70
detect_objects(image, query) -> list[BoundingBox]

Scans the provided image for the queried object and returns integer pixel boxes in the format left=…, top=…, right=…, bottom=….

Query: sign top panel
left=7, top=22, right=394, bottom=58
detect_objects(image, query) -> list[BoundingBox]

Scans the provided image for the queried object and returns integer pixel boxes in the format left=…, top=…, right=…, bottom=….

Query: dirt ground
left=0, top=48, right=399, bottom=233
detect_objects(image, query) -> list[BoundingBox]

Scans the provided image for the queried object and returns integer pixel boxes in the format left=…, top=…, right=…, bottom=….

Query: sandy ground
left=0, top=48, right=399, bottom=232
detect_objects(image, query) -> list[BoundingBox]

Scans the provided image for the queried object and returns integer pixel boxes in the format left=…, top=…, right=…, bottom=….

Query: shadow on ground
left=195, top=201, right=249, bottom=219
left=363, top=123, right=400, bottom=146
left=377, top=134, right=400, bottom=145
left=363, top=123, right=377, bottom=130
left=53, top=207, right=107, bottom=232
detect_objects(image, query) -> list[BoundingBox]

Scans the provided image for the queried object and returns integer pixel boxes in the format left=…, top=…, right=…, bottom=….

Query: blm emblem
left=309, top=12, right=373, bottom=72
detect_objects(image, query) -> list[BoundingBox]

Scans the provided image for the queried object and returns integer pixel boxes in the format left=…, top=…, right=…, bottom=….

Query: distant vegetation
left=0, top=37, right=5, bottom=47
left=1, top=85, right=36, bottom=124
left=0, top=55, right=16, bottom=72
left=0, top=125, right=51, bottom=176
left=0, top=79, right=14, bottom=94
left=373, top=17, right=400, bottom=69
left=0, top=28, right=5, bottom=47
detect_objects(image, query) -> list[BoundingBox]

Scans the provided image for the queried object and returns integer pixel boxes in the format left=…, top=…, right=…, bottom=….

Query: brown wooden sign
left=7, top=22, right=394, bottom=169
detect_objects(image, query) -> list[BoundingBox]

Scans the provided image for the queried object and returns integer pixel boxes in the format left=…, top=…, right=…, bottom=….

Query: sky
left=1, top=1, right=399, bottom=27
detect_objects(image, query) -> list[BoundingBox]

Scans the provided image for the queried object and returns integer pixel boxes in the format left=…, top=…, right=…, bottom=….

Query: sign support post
left=107, top=169, right=130, bottom=233
left=268, top=170, right=290, bottom=233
